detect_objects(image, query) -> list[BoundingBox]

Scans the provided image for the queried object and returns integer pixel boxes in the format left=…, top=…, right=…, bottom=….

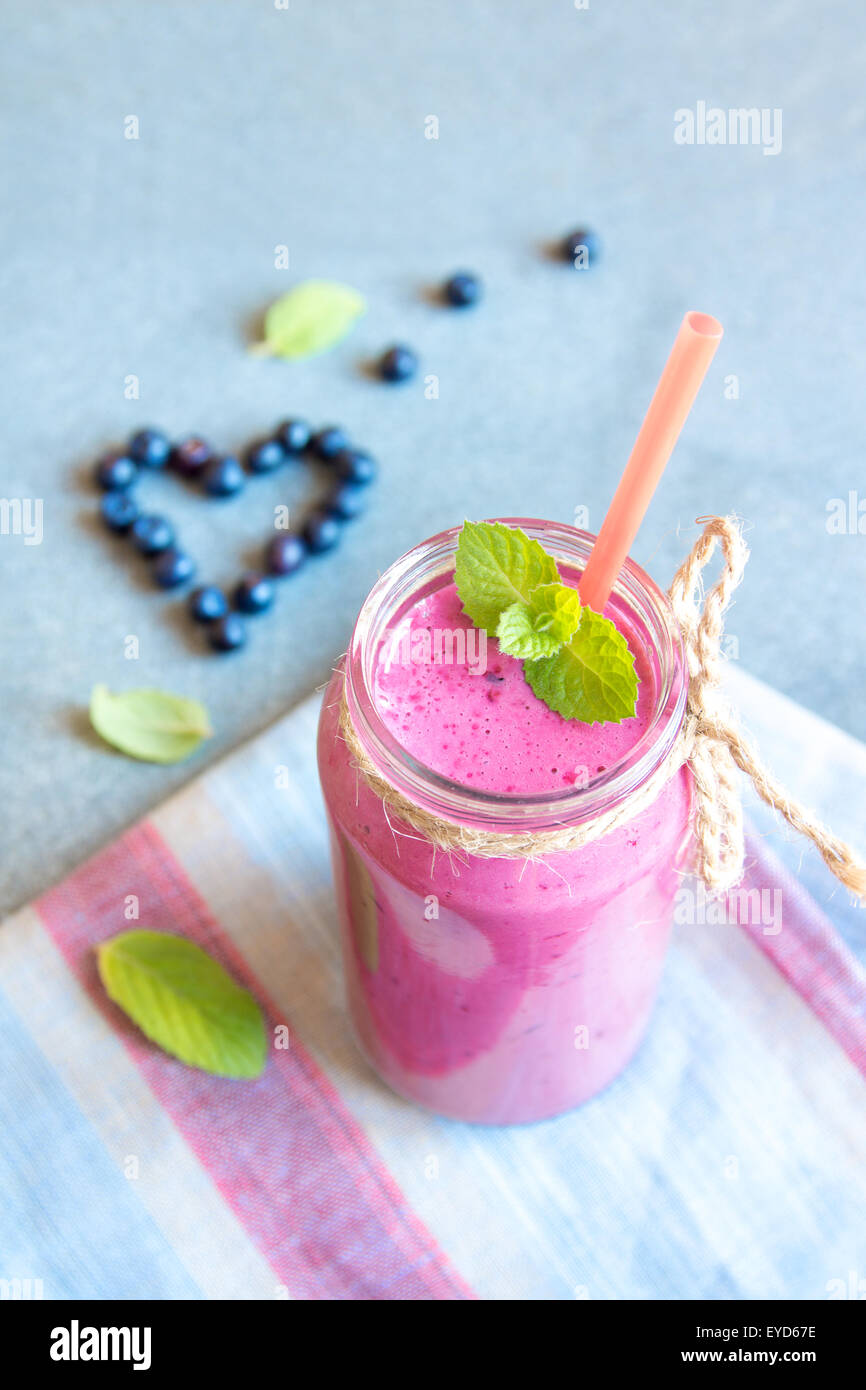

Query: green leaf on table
left=254, top=280, right=366, bottom=360
left=454, top=520, right=560, bottom=636
left=97, top=930, right=266, bottom=1079
left=89, top=684, right=213, bottom=764
left=524, top=607, right=639, bottom=724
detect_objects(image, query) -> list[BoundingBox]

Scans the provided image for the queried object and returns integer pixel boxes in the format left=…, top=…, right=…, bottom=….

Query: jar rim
left=344, top=519, right=688, bottom=834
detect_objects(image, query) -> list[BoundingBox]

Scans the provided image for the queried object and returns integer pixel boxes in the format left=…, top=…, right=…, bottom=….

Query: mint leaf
left=497, top=602, right=560, bottom=660
left=524, top=608, right=638, bottom=724
left=496, top=583, right=582, bottom=660
left=454, top=520, right=560, bottom=636
left=526, top=582, right=582, bottom=642
left=97, top=930, right=266, bottom=1079
left=90, top=685, right=213, bottom=764
left=254, top=280, right=366, bottom=360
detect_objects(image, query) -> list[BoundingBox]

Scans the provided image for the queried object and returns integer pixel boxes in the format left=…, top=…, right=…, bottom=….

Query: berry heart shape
left=95, top=420, right=378, bottom=654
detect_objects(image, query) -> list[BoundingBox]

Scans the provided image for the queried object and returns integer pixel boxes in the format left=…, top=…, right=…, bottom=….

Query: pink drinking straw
left=578, top=310, right=724, bottom=613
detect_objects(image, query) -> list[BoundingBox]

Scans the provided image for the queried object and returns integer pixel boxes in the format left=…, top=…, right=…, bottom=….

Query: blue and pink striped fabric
left=1, top=669, right=865, bottom=1300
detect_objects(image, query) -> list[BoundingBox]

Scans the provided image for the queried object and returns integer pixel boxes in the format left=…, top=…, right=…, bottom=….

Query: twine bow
left=339, top=516, right=866, bottom=899
left=670, top=516, right=866, bottom=898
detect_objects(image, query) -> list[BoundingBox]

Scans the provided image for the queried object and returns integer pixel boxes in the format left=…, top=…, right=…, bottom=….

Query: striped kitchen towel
left=1, top=666, right=865, bottom=1301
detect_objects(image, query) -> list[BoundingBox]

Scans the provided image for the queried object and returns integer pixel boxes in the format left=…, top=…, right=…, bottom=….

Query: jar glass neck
left=344, top=519, right=688, bottom=834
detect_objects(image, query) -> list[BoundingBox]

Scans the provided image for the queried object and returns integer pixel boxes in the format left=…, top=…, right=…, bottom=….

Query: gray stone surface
left=1, top=0, right=865, bottom=916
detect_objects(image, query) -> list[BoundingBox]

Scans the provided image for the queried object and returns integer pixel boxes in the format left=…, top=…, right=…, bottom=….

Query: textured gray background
left=1, top=0, right=864, bottom=916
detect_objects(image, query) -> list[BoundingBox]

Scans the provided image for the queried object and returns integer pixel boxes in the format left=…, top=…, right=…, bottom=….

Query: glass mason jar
left=317, top=520, right=693, bottom=1124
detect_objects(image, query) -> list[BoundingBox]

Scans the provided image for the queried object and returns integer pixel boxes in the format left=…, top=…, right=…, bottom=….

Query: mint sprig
left=454, top=521, right=638, bottom=724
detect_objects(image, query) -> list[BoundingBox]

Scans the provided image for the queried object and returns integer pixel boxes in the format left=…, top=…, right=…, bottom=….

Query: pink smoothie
left=318, top=554, right=693, bottom=1123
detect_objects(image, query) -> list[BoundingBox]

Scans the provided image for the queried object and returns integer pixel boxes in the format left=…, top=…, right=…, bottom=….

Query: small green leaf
left=526, top=582, right=582, bottom=642
left=497, top=602, right=560, bottom=660
left=524, top=608, right=639, bottom=724
left=255, top=280, right=366, bottom=360
left=454, top=520, right=560, bottom=636
left=496, top=582, right=583, bottom=660
left=97, top=930, right=267, bottom=1079
left=90, top=684, right=213, bottom=764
